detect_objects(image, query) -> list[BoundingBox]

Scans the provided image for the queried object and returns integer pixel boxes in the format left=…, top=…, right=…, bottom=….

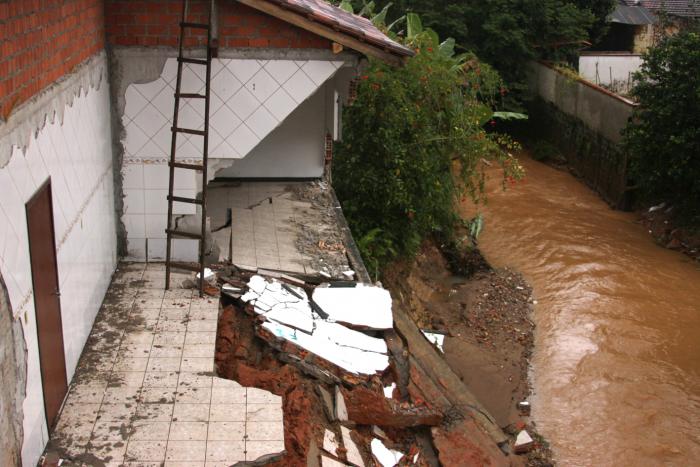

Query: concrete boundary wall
left=529, top=61, right=635, bottom=144
left=528, top=61, right=637, bottom=208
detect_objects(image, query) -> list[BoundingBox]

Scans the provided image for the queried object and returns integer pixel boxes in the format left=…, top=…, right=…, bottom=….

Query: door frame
left=25, top=178, right=68, bottom=431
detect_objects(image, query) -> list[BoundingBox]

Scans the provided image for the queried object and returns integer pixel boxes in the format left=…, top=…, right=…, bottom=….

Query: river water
left=462, top=155, right=700, bottom=466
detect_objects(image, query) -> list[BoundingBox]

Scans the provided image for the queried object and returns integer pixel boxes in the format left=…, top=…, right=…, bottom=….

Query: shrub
left=623, top=30, right=700, bottom=225
left=333, top=16, right=523, bottom=277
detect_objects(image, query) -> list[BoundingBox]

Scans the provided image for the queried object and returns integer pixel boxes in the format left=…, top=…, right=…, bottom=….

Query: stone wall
left=528, top=61, right=636, bottom=209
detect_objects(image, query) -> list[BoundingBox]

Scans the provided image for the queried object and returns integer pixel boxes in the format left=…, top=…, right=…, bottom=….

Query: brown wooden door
left=26, top=181, right=68, bottom=430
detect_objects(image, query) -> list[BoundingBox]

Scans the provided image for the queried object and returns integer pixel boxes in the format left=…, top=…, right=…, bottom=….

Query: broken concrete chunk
left=370, top=438, right=404, bottom=467
left=323, top=429, right=340, bottom=457
left=313, top=284, right=393, bottom=330
left=335, top=386, right=348, bottom=422
left=421, top=330, right=445, bottom=353
left=340, top=386, right=443, bottom=428
left=514, top=430, right=534, bottom=454
left=195, top=267, right=215, bottom=280
left=321, top=455, right=349, bottom=466
left=317, top=385, right=336, bottom=422
left=261, top=321, right=389, bottom=375
left=340, top=426, right=365, bottom=467
left=372, top=426, right=389, bottom=441
left=383, top=383, right=396, bottom=399
left=517, top=400, right=531, bottom=416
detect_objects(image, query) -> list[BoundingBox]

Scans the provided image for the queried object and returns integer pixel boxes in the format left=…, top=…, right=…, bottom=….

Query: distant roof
left=611, top=2, right=657, bottom=24
left=620, top=0, right=700, bottom=18
left=237, top=0, right=415, bottom=64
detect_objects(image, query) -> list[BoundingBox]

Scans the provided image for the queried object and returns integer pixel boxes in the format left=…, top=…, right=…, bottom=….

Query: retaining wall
left=528, top=61, right=636, bottom=209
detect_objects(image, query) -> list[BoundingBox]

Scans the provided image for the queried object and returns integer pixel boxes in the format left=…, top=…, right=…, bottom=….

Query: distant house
left=579, top=0, right=699, bottom=93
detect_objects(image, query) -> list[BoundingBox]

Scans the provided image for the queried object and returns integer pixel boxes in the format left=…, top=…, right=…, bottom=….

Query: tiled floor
left=45, top=263, right=284, bottom=466
left=207, top=181, right=351, bottom=278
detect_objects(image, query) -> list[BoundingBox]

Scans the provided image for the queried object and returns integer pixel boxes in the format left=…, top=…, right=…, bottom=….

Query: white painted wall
left=0, top=58, right=117, bottom=467
left=121, top=58, right=349, bottom=260
left=579, top=54, right=643, bottom=87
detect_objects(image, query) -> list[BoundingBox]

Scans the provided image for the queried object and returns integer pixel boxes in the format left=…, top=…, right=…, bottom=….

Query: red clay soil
left=215, top=302, right=325, bottom=466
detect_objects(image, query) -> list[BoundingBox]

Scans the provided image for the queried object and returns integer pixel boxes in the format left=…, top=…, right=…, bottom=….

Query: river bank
left=383, top=239, right=554, bottom=466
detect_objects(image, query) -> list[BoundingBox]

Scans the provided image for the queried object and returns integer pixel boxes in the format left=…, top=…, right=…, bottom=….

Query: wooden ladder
left=165, top=0, right=213, bottom=297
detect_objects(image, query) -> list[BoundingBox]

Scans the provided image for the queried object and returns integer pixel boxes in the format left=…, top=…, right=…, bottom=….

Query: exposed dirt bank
left=382, top=239, right=554, bottom=466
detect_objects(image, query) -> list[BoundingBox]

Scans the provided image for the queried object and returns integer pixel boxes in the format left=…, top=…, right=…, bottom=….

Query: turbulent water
left=462, top=156, right=700, bottom=466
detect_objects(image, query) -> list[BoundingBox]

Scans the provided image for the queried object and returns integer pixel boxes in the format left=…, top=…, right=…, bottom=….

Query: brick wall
left=0, top=0, right=105, bottom=120
left=105, top=0, right=331, bottom=49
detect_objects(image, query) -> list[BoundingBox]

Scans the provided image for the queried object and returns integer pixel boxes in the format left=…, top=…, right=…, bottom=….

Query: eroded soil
left=383, top=239, right=554, bottom=466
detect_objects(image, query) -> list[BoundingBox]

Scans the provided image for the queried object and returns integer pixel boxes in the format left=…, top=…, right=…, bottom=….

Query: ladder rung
left=168, top=262, right=202, bottom=273
left=171, top=127, right=206, bottom=136
left=177, top=92, right=206, bottom=99
left=166, top=229, right=203, bottom=240
left=169, top=161, right=204, bottom=171
left=178, top=57, right=208, bottom=66
left=168, top=195, right=203, bottom=205
left=180, top=22, right=210, bottom=30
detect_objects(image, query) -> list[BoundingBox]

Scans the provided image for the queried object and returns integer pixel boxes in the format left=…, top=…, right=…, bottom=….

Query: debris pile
left=213, top=264, right=530, bottom=466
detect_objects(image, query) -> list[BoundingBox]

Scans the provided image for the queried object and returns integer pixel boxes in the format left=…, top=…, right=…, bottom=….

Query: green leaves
left=339, top=0, right=354, bottom=13
left=406, top=12, right=423, bottom=39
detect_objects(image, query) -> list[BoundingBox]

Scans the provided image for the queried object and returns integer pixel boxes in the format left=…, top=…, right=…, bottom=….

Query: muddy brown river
left=462, top=155, right=700, bottom=466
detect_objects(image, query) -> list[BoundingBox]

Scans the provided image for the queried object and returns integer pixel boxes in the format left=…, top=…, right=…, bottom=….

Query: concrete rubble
left=211, top=259, right=536, bottom=466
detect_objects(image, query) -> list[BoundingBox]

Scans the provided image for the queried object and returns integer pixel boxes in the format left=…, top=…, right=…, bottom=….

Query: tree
left=623, top=30, right=700, bottom=224
left=343, top=0, right=606, bottom=108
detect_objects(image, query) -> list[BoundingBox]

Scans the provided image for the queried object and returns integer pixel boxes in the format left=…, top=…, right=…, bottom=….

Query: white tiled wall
left=123, top=58, right=344, bottom=160
left=0, top=64, right=117, bottom=467
left=121, top=58, right=345, bottom=261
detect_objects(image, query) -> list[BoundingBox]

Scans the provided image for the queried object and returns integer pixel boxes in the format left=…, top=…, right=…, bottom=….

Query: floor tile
left=165, top=440, right=207, bottom=462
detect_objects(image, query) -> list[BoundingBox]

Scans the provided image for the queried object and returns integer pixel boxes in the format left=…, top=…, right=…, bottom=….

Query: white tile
left=123, top=163, right=144, bottom=189
left=173, top=239, right=199, bottom=262
left=148, top=238, right=167, bottom=260
left=153, top=121, right=174, bottom=155
left=229, top=125, right=259, bottom=158
left=229, top=87, right=259, bottom=121
left=283, top=69, right=317, bottom=104
left=132, top=104, right=169, bottom=142
left=124, top=120, right=150, bottom=156
left=211, top=66, right=243, bottom=102
left=124, top=85, right=150, bottom=120
left=263, top=88, right=297, bottom=122
left=6, top=148, right=37, bottom=200
left=178, top=102, right=204, bottom=132
left=143, top=165, right=170, bottom=189
left=228, top=59, right=261, bottom=85
left=124, top=189, right=146, bottom=214
left=124, top=214, right=146, bottom=238
left=301, top=60, right=338, bottom=86
left=210, top=104, right=242, bottom=140
left=25, top=141, right=49, bottom=188
left=145, top=213, right=167, bottom=238
left=144, top=189, right=168, bottom=214
left=264, top=60, right=299, bottom=85
left=150, top=81, right=176, bottom=117
left=246, top=107, right=278, bottom=138
left=245, top=68, right=278, bottom=103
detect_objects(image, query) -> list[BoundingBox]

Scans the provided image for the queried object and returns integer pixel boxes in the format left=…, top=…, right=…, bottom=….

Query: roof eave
left=236, top=0, right=413, bottom=66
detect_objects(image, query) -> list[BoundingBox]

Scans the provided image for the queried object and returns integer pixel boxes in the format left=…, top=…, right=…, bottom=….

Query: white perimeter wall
left=121, top=57, right=350, bottom=261
left=0, top=55, right=117, bottom=467
left=579, top=54, right=643, bottom=87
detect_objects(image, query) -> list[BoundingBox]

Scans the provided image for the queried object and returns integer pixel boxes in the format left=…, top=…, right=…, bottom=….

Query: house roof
left=611, top=2, right=657, bottom=24
left=620, top=0, right=700, bottom=18
left=236, top=0, right=415, bottom=65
